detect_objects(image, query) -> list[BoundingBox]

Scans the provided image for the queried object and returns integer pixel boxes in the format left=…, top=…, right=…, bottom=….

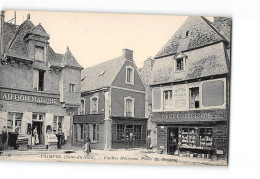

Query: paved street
left=0, top=147, right=227, bottom=166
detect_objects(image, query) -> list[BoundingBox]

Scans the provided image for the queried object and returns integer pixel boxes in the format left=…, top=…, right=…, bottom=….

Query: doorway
left=167, top=127, right=178, bottom=155
left=32, top=121, right=44, bottom=145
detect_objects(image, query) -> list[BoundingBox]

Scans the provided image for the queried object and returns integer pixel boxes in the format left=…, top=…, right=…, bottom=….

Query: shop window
left=33, top=69, right=45, bottom=91
left=125, top=66, right=134, bottom=85
left=134, top=125, right=142, bottom=140
left=117, top=124, right=125, bottom=140
left=190, top=87, right=200, bottom=109
left=7, top=112, right=23, bottom=134
left=69, top=83, right=75, bottom=92
left=176, top=58, right=184, bottom=71
left=179, top=127, right=213, bottom=148
left=90, top=96, right=98, bottom=114
left=35, top=46, right=44, bottom=61
left=79, top=99, right=85, bottom=115
left=74, top=124, right=78, bottom=141
left=53, top=116, right=64, bottom=134
left=92, top=124, right=100, bottom=142
left=163, top=90, right=173, bottom=110
left=124, top=97, right=134, bottom=117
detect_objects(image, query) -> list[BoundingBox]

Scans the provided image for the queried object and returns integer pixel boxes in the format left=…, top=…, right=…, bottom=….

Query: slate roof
left=154, top=16, right=228, bottom=59
left=151, top=42, right=229, bottom=86
left=2, top=19, right=82, bottom=69
left=81, top=56, right=126, bottom=92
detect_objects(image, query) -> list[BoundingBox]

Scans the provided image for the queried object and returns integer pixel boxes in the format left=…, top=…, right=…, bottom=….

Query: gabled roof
left=81, top=56, right=126, bottom=92
left=154, top=16, right=228, bottom=59
left=151, top=42, right=229, bottom=85
left=63, top=47, right=83, bottom=69
left=28, top=23, right=50, bottom=38
left=2, top=18, right=82, bottom=69
left=6, top=19, right=35, bottom=60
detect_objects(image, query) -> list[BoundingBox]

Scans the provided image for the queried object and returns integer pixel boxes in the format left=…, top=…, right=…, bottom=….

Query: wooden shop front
left=111, top=117, right=148, bottom=149
left=153, top=109, right=228, bottom=159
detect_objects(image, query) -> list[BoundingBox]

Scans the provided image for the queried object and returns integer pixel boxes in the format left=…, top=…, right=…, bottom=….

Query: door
left=126, top=125, right=134, bottom=148
left=167, top=127, right=178, bottom=155
left=32, top=122, right=44, bottom=145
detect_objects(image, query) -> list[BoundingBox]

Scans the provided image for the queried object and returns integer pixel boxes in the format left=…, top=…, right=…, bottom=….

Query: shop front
left=153, top=109, right=228, bottom=159
left=0, top=89, right=71, bottom=150
left=111, top=117, right=147, bottom=149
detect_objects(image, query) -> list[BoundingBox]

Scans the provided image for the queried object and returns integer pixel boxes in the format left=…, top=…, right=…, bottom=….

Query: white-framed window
left=163, top=90, right=173, bottom=110
left=53, top=116, right=64, bottom=134
left=33, top=69, right=45, bottom=91
left=69, top=83, right=75, bottom=92
left=189, top=87, right=200, bottom=109
left=90, top=96, right=99, bottom=114
left=79, top=98, right=85, bottom=115
left=176, top=58, right=184, bottom=71
left=35, top=45, right=44, bottom=61
left=124, top=96, right=135, bottom=117
left=7, top=112, right=23, bottom=134
left=74, top=123, right=100, bottom=142
left=125, top=66, right=134, bottom=85
left=91, top=124, right=100, bottom=142
left=32, top=113, right=44, bottom=121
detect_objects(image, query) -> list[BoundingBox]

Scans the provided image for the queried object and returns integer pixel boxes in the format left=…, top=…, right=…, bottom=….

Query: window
left=117, top=124, right=125, bottom=140
left=116, top=124, right=142, bottom=141
left=33, top=69, right=45, bottom=91
left=92, top=124, right=100, bottom=142
left=53, top=116, right=64, bottom=134
left=163, top=90, right=173, bottom=110
left=124, top=97, right=134, bottom=117
left=176, top=58, right=184, bottom=71
left=35, top=46, right=44, bottom=61
left=79, top=99, right=85, bottom=115
left=90, top=97, right=98, bottom=114
left=125, top=66, right=134, bottom=85
left=69, top=83, right=75, bottom=92
left=185, top=30, right=189, bottom=37
left=32, top=113, right=44, bottom=122
left=190, top=87, right=200, bottom=109
left=7, top=112, right=23, bottom=134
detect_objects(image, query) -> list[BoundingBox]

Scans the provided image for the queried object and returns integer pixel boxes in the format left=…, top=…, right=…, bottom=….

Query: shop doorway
left=167, top=127, right=178, bottom=155
left=32, top=121, right=44, bottom=145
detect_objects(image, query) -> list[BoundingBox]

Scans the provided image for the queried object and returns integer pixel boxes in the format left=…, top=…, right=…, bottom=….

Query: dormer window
left=176, top=58, right=184, bottom=71
left=35, top=46, right=44, bottom=61
left=125, top=66, right=134, bottom=85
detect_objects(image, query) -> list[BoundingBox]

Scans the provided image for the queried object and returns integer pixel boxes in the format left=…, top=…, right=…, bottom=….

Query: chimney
left=27, top=13, right=30, bottom=20
left=0, top=11, right=5, bottom=58
left=122, top=48, right=133, bottom=61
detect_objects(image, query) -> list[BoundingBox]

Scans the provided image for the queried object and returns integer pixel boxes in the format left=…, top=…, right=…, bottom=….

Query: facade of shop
left=0, top=13, right=83, bottom=150
left=150, top=16, right=231, bottom=159
left=73, top=49, right=147, bottom=150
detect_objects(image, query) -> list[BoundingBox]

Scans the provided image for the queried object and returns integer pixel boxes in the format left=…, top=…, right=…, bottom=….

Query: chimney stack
left=27, top=13, right=30, bottom=20
left=122, top=48, right=133, bottom=61
left=0, top=11, right=5, bottom=59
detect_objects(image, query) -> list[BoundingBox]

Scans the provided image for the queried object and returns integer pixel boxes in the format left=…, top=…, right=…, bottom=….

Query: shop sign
left=0, top=91, right=60, bottom=105
left=152, top=110, right=227, bottom=122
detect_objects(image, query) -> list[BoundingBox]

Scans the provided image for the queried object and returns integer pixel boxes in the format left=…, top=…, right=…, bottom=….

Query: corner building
left=0, top=13, right=83, bottom=150
left=150, top=16, right=231, bottom=159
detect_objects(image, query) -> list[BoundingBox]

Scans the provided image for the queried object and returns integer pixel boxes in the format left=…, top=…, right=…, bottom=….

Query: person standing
left=1, top=126, right=8, bottom=150
left=33, top=127, right=39, bottom=145
left=84, top=137, right=91, bottom=155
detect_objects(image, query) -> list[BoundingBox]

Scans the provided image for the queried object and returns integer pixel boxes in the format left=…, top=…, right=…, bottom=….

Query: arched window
left=124, top=96, right=135, bottom=117
left=90, top=96, right=98, bottom=114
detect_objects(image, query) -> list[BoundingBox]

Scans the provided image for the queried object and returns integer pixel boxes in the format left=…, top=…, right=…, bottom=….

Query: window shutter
left=202, top=80, right=225, bottom=107
left=153, top=88, right=161, bottom=110
left=33, top=69, right=39, bottom=90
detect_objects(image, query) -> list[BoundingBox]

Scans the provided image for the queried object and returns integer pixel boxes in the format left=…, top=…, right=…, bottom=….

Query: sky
left=3, top=10, right=213, bottom=68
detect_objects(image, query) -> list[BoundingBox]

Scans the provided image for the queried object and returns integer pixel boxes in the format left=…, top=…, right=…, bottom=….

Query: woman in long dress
left=33, top=127, right=39, bottom=145
left=84, top=137, right=91, bottom=155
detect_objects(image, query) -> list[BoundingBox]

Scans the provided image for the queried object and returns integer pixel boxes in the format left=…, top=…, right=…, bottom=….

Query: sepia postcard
left=0, top=10, right=231, bottom=166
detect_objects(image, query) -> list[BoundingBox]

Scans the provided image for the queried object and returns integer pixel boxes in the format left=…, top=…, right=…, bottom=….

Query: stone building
left=0, top=12, right=83, bottom=150
left=73, top=49, right=147, bottom=150
left=149, top=16, right=231, bottom=159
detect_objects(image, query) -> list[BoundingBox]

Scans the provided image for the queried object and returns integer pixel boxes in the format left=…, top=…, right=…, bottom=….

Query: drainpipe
left=0, top=11, right=5, bottom=59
